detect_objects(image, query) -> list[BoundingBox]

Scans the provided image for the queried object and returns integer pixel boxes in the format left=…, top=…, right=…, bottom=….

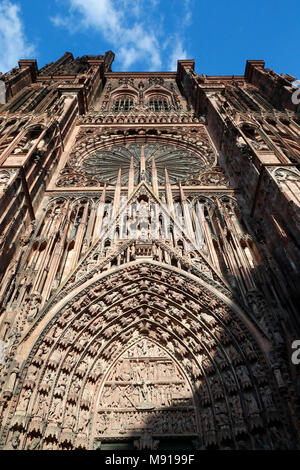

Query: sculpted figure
left=49, top=348, right=62, bottom=364
left=232, top=321, right=245, bottom=340
left=64, top=405, right=76, bottom=429
left=73, top=314, right=90, bottom=330
left=251, top=361, right=267, bottom=384
left=227, top=345, right=241, bottom=365
left=101, top=387, right=112, bottom=407
left=92, top=359, right=104, bottom=379
left=44, top=441, right=55, bottom=450
left=60, top=307, right=73, bottom=322
left=6, top=327, right=20, bottom=354
left=27, top=364, right=39, bottom=382
left=26, top=293, right=42, bottom=322
left=217, top=308, right=231, bottom=324
left=78, top=332, right=90, bottom=348
left=214, top=325, right=225, bottom=342
left=198, top=384, right=210, bottom=405
left=77, top=357, right=89, bottom=375
left=202, top=313, right=217, bottom=327
left=260, top=386, right=275, bottom=409
left=49, top=396, right=63, bottom=423
left=243, top=339, right=257, bottom=360
left=4, top=431, right=21, bottom=450
left=54, top=379, right=66, bottom=398
left=236, top=365, right=252, bottom=388
left=62, top=329, right=76, bottom=344
left=202, top=355, right=213, bottom=373
left=70, top=376, right=82, bottom=395
left=214, top=349, right=228, bottom=369
left=245, top=393, right=260, bottom=416
left=17, top=388, right=32, bottom=412
left=72, top=298, right=85, bottom=313
left=64, top=354, right=76, bottom=371
left=230, top=395, right=244, bottom=423
left=246, top=290, right=267, bottom=321
left=49, top=325, right=61, bottom=340
left=27, top=437, right=41, bottom=450
left=202, top=331, right=215, bottom=349
left=215, top=401, right=229, bottom=427
left=211, top=376, right=224, bottom=400
left=42, top=370, right=55, bottom=388
left=201, top=408, right=214, bottom=433
left=34, top=393, right=48, bottom=419
left=171, top=291, right=185, bottom=303
left=78, top=409, right=90, bottom=435
left=273, top=368, right=285, bottom=388
left=223, top=370, right=237, bottom=392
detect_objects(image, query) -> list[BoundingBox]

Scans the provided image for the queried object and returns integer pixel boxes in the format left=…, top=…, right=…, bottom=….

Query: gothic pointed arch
left=0, top=261, right=291, bottom=450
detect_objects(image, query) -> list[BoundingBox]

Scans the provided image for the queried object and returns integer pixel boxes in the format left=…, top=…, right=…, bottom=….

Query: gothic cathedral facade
left=0, top=51, right=299, bottom=450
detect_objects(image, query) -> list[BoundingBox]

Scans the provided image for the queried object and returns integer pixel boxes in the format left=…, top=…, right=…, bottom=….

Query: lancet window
left=148, top=96, right=170, bottom=111
left=113, top=96, right=135, bottom=112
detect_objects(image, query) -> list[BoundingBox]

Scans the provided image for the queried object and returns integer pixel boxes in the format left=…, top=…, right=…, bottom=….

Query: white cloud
left=50, top=15, right=69, bottom=28
left=0, top=0, right=35, bottom=73
left=169, top=39, right=188, bottom=71
left=65, top=0, right=162, bottom=70
left=183, top=0, right=192, bottom=26
left=52, top=0, right=189, bottom=71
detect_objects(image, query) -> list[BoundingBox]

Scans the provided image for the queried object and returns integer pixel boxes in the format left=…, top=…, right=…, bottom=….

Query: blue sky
left=0, top=0, right=299, bottom=78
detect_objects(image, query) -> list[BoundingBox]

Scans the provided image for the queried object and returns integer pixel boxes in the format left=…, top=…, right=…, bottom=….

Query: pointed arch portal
left=1, top=261, right=288, bottom=450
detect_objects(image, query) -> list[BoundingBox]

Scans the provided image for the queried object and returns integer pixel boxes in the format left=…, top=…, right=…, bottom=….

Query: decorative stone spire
left=93, top=183, right=107, bottom=242
left=164, top=167, right=174, bottom=216
left=113, top=168, right=122, bottom=215
left=128, top=157, right=135, bottom=197
left=151, top=156, right=159, bottom=196
left=179, top=182, right=194, bottom=241
left=140, top=145, right=146, bottom=182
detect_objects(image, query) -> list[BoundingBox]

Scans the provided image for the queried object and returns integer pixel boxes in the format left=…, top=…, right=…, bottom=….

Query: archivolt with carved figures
left=0, top=262, right=293, bottom=450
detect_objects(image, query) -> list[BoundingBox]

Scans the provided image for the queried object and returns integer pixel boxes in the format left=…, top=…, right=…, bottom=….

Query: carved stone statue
left=4, top=431, right=21, bottom=450
left=26, top=293, right=42, bottom=322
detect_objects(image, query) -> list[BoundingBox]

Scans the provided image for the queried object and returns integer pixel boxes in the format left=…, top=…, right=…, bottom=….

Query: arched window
left=114, top=96, right=134, bottom=112
left=149, top=96, right=169, bottom=111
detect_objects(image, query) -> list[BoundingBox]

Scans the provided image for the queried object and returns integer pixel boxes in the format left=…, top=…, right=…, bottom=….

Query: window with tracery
left=113, top=97, right=134, bottom=112
left=148, top=96, right=169, bottom=111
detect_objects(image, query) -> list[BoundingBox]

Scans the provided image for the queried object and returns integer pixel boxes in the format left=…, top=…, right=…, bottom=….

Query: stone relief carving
left=0, top=169, right=16, bottom=188
left=0, top=263, right=290, bottom=449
